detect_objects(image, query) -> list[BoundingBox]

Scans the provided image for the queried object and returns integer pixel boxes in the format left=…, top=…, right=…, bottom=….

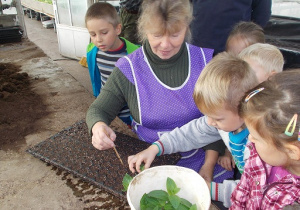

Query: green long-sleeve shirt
left=86, top=40, right=189, bottom=134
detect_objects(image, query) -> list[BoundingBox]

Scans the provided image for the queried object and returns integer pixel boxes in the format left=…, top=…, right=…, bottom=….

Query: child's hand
left=199, top=163, right=214, bottom=183
left=128, top=145, right=159, bottom=173
left=199, top=150, right=219, bottom=183
left=91, top=122, right=116, bottom=150
left=217, top=149, right=235, bottom=171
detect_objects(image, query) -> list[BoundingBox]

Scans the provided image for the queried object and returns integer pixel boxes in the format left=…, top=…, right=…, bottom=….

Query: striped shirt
left=96, top=40, right=130, bottom=119
left=229, top=128, right=249, bottom=174
left=96, top=42, right=127, bottom=86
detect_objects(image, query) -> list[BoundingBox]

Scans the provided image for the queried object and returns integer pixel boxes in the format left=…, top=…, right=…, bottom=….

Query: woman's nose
left=160, top=36, right=171, bottom=48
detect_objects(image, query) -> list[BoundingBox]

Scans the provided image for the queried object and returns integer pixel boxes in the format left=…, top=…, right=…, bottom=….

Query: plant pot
left=127, top=165, right=211, bottom=210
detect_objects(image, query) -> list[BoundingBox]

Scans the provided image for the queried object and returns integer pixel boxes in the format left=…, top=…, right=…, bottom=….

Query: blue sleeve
left=86, top=46, right=101, bottom=97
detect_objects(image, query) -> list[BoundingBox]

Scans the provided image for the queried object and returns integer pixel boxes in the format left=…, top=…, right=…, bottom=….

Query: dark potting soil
left=0, top=62, right=49, bottom=150
left=27, top=120, right=181, bottom=200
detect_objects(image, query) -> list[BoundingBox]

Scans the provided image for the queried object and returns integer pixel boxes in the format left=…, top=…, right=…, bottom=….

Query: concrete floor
left=24, top=16, right=93, bottom=97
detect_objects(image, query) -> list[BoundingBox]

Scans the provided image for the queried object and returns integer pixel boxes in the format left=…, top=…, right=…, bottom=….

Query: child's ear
left=116, top=24, right=122, bottom=36
left=285, top=143, right=300, bottom=161
left=269, top=71, right=277, bottom=77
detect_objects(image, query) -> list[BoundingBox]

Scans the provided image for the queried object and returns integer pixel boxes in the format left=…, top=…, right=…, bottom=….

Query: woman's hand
left=91, top=122, right=116, bottom=150
left=128, top=145, right=159, bottom=173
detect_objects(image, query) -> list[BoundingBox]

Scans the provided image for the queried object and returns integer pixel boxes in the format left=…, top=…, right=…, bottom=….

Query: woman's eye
left=153, top=34, right=162, bottom=38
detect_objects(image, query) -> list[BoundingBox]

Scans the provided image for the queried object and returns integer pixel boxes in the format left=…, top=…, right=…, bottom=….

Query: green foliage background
left=37, top=0, right=53, bottom=4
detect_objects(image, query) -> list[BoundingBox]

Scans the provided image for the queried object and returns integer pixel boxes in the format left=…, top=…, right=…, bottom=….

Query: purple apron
left=116, top=43, right=233, bottom=182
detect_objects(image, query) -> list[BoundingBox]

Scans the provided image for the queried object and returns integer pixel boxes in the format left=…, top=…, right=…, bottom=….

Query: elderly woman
left=86, top=0, right=233, bottom=182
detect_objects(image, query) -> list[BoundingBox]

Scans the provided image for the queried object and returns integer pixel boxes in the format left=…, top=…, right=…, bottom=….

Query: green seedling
left=122, top=164, right=145, bottom=192
left=139, top=177, right=197, bottom=210
left=122, top=173, right=133, bottom=192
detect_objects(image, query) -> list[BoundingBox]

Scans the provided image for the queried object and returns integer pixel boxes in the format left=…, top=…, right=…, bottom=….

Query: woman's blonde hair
left=239, top=43, right=284, bottom=74
left=193, top=52, right=258, bottom=115
left=85, top=2, right=120, bottom=27
left=239, top=69, right=300, bottom=150
left=226, top=21, right=265, bottom=51
left=137, top=0, right=193, bottom=43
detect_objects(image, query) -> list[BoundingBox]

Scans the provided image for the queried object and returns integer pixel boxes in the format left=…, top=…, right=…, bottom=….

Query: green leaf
left=140, top=194, right=158, bottom=210
left=147, top=190, right=169, bottom=200
left=140, top=193, right=164, bottom=209
left=164, top=202, right=174, bottom=210
left=140, top=194, right=148, bottom=210
left=166, top=177, right=180, bottom=196
left=177, top=204, right=190, bottom=210
left=140, top=164, right=145, bottom=171
left=169, top=194, right=181, bottom=209
left=122, top=173, right=133, bottom=192
left=189, top=204, right=197, bottom=210
left=180, top=198, right=192, bottom=208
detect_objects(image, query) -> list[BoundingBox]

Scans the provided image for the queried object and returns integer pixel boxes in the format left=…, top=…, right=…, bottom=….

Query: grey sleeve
left=159, top=116, right=221, bottom=154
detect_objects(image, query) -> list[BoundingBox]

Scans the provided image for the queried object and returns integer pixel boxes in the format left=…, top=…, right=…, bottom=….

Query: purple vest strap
left=116, top=43, right=213, bottom=143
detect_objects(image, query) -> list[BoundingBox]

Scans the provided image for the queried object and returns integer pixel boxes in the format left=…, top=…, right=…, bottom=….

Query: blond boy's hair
left=137, top=0, right=193, bottom=43
left=239, top=43, right=284, bottom=74
left=85, top=2, right=120, bottom=27
left=193, top=52, right=258, bottom=114
left=226, top=21, right=265, bottom=50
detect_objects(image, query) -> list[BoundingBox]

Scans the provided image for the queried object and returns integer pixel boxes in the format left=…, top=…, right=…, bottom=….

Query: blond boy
left=226, top=21, right=265, bottom=55
left=128, top=52, right=259, bottom=207
left=239, top=43, right=284, bottom=82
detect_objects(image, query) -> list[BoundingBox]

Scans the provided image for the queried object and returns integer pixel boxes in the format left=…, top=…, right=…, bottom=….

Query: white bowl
left=127, top=165, right=211, bottom=210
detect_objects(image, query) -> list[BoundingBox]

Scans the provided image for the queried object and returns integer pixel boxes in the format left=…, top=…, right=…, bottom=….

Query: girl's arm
left=229, top=170, right=250, bottom=209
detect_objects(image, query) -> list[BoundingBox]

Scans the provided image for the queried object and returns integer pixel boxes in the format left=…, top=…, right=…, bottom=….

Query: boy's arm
left=199, top=150, right=219, bottom=183
left=203, top=140, right=226, bottom=155
left=157, top=116, right=221, bottom=155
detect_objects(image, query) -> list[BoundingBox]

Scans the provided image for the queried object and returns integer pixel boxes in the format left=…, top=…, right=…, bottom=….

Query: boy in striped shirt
left=85, top=2, right=139, bottom=126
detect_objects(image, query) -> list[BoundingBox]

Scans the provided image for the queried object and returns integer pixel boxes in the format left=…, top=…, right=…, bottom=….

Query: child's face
left=227, top=36, right=249, bottom=55
left=247, top=122, right=288, bottom=166
left=87, top=18, right=121, bottom=51
left=206, top=105, right=244, bottom=132
left=244, top=57, right=271, bottom=83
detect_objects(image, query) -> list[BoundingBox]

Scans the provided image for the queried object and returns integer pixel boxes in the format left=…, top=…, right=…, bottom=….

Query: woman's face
left=146, top=26, right=187, bottom=59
